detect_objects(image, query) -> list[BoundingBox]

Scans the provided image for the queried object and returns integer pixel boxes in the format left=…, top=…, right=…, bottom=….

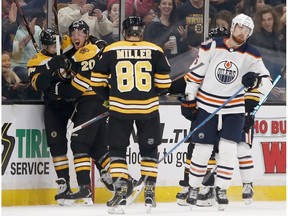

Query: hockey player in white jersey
left=180, top=13, right=272, bottom=211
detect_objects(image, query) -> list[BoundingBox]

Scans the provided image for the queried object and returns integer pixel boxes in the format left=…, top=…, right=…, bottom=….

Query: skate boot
left=242, top=183, right=254, bottom=205
left=54, top=178, right=72, bottom=206
left=186, top=187, right=199, bottom=206
left=215, top=187, right=228, bottom=211
left=66, top=185, right=93, bottom=205
left=107, top=180, right=128, bottom=214
left=100, top=169, right=114, bottom=191
left=176, top=180, right=189, bottom=206
left=144, top=181, right=156, bottom=213
left=196, top=186, right=215, bottom=207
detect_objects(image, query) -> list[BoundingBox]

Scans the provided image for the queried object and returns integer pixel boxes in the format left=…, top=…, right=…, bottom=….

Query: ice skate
left=100, top=169, right=113, bottom=191
left=107, top=181, right=128, bottom=214
left=54, top=178, right=73, bottom=206
left=242, top=183, right=254, bottom=205
left=215, top=187, right=228, bottom=211
left=186, top=187, right=199, bottom=208
left=176, top=180, right=189, bottom=206
left=196, top=186, right=215, bottom=207
left=66, top=185, right=93, bottom=205
left=144, top=181, right=156, bottom=213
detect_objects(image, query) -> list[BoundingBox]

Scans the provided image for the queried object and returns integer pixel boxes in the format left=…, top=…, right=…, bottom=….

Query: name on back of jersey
left=116, top=49, right=152, bottom=59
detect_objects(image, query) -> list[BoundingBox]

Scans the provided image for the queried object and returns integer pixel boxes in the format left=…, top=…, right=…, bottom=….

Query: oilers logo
left=215, top=60, right=238, bottom=84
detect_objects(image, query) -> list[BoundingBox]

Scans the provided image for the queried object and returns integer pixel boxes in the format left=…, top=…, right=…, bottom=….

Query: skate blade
left=176, top=199, right=189, bottom=206
left=108, top=205, right=125, bottom=214
left=146, top=204, right=152, bottom=214
left=244, top=198, right=252, bottom=205
left=196, top=199, right=214, bottom=207
left=74, top=198, right=93, bottom=205
left=58, top=199, right=75, bottom=206
left=218, top=204, right=226, bottom=211
left=126, top=183, right=144, bottom=206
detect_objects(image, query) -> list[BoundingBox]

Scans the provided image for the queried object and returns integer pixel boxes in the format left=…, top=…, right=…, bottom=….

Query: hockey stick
left=13, top=0, right=40, bottom=52
left=158, top=85, right=245, bottom=163
left=67, top=111, right=109, bottom=137
left=202, top=75, right=281, bottom=185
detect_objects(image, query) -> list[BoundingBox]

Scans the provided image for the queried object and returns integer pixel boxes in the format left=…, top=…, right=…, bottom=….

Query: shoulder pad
left=61, top=35, right=74, bottom=54
left=27, top=52, right=51, bottom=67
left=72, top=43, right=100, bottom=62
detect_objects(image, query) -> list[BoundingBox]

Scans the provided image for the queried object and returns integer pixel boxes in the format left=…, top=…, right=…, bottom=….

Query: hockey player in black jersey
left=90, top=16, right=172, bottom=213
left=46, top=20, right=113, bottom=205
left=27, top=28, right=75, bottom=205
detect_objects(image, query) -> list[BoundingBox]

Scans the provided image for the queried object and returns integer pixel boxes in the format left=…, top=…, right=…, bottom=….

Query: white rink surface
left=2, top=201, right=286, bottom=216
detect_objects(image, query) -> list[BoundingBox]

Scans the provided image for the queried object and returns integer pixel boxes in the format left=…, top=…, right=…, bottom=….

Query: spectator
left=12, top=13, right=42, bottom=83
left=58, top=0, right=113, bottom=39
left=210, top=0, right=240, bottom=14
left=125, top=0, right=154, bottom=18
left=144, top=0, right=189, bottom=59
left=214, top=10, right=233, bottom=29
left=235, top=0, right=257, bottom=17
left=143, top=8, right=157, bottom=28
left=249, top=5, right=282, bottom=79
left=2, top=52, right=28, bottom=101
left=177, top=0, right=217, bottom=50
left=2, top=0, right=18, bottom=53
left=103, top=0, right=120, bottom=42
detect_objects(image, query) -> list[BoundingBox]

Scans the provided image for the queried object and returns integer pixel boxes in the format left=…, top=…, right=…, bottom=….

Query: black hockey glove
left=244, top=89, right=260, bottom=113
left=178, top=96, right=197, bottom=122
left=46, top=55, right=71, bottom=73
left=89, top=35, right=107, bottom=50
left=241, top=72, right=262, bottom=90
left=208, top=26, right=230, bottom=39
left=44, top=82, right=61, bottom=101
left=244, top=113, right=255, bottom=134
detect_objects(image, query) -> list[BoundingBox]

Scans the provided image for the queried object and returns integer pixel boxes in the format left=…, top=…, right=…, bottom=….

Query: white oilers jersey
left=185, top=37, right=272, bottom=114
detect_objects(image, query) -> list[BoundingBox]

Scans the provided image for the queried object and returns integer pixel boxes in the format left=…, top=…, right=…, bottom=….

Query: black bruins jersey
left=91, top=40, right=171, bottom=119
left=27, top=51, right=71, bottom=95
left=56, top=42, right=102, bottom=100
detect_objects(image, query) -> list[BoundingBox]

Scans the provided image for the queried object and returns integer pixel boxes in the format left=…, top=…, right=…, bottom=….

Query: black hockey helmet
left=122, top=16, right=144, bottom=37
left=208, top=26, right=230, bottom=39
left=40, top=28, right=57, bottom=45
left=69, top=20, right=90, bottom=36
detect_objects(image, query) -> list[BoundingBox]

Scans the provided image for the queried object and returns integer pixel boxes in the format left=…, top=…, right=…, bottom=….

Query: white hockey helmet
left=231, top=13, right=254, bottom=37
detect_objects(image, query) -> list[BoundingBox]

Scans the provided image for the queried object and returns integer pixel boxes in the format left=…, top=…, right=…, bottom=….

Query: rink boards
left=2, top=104, right=286, bottom=206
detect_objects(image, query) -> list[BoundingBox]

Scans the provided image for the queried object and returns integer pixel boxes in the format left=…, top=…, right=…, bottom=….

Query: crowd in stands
left=2, top=0, right=286, bottom=102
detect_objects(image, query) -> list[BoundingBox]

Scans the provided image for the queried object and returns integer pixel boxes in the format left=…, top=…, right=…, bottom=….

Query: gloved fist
left=244, top=114, right=255, bottom=134
left=242, top=72, right=261, bottom=90
left=46, top=55, right=71, bottom=71
left=208, top=26, right=230, bottom=39
left=244, top=89, right=260, bottom=113
left=178, top=96, right=197, bottom=121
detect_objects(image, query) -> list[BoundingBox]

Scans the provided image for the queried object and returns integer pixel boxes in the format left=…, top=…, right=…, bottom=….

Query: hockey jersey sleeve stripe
left=30, top=73, right=40, bottom=91
left=186, top=72, right=204, bottom=84
left=71, top=77, right=90, bottom=93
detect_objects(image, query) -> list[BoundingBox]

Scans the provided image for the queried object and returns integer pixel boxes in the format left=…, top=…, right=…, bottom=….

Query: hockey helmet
left=40, top=28, right=57, bottom=45
left=122, top=16, right=144, bottom=37
left=231, top=13, right=254, bottom=37
left=209, top=26, right=230, bottom=39
left=69, top=20, right=90, bottom=36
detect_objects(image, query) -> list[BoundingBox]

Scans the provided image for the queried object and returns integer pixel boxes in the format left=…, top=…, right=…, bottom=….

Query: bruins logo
left=79, top=47, right=90, bottom=54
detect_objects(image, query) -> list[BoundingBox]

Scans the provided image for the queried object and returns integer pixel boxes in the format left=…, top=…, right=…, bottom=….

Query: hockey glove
left=46, top=55, right=71, bottom=73
left=241, top=72, right=262, bottom=90
left=44, top=82, right=61, bottom=100
left=178, top=96, right=197, bottom=121
left=244, top=89, right=260, bottom=113
left=244, top=113, right=255, bottom=134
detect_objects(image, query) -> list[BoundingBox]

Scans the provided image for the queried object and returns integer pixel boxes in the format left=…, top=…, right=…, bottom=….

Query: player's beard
left=232, top=34, right=246, bottom=45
